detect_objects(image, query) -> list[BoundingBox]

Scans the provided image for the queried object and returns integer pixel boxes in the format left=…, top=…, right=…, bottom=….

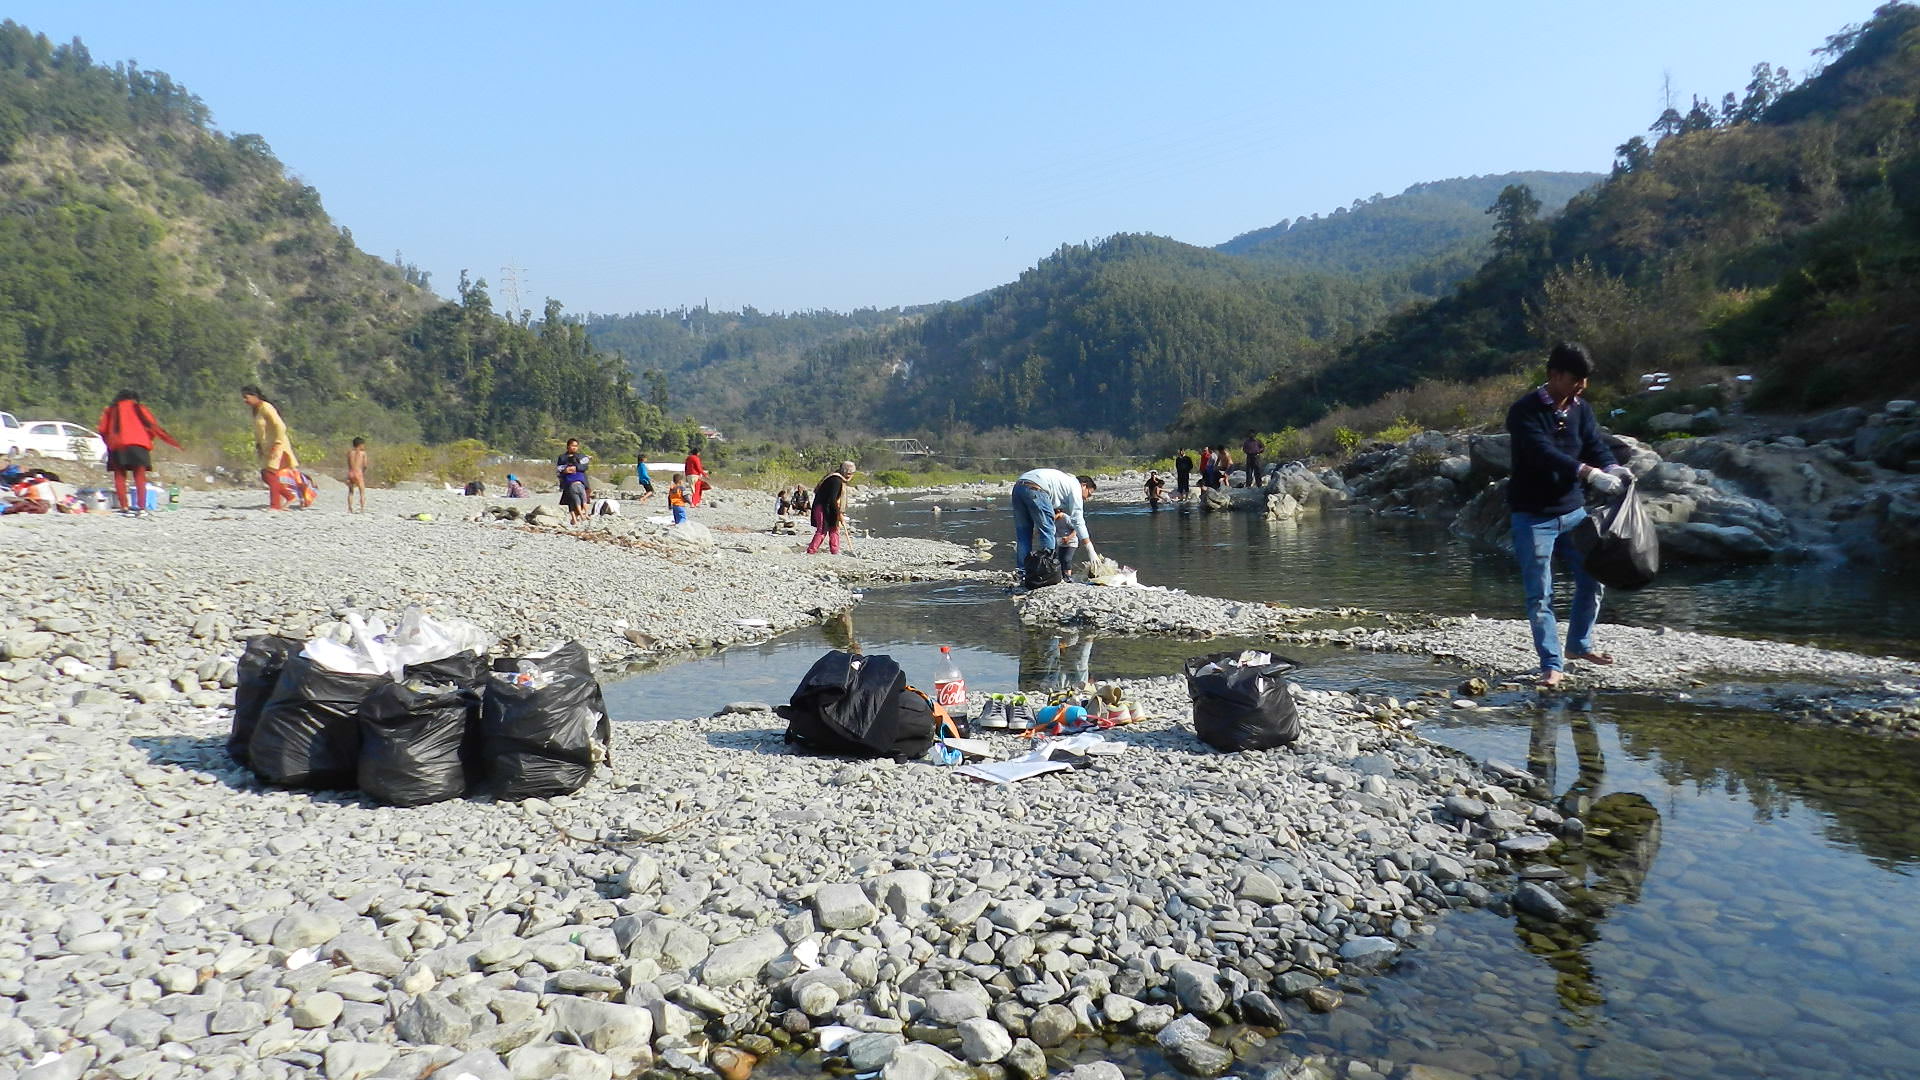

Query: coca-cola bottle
left=933, top=645, right=967, bottom=709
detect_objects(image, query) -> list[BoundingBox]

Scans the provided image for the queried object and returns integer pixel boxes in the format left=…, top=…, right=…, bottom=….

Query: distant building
left=698, top=426, right=727, bottom=443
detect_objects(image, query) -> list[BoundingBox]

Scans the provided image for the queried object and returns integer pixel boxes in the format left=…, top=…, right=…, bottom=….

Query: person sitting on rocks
left=505, top=474, right=529, bottom=498
left=1506, top=341, right=1634, bottom=688
left=1145, top=471, right=1165, bottom=507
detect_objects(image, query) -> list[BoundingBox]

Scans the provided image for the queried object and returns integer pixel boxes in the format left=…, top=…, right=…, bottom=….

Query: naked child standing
left=346, top=437, right=369, bottom=513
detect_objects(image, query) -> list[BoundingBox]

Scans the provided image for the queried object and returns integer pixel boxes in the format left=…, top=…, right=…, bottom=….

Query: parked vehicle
left=1, top=411, right=20, bottom=455
left=14, top=420, right=107, bottom=462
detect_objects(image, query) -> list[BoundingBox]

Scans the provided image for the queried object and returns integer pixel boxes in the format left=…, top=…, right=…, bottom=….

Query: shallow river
left=607, top=496, right=1920, bottom=1080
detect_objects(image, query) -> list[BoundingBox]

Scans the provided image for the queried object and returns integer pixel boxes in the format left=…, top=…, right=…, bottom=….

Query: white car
left=14, top=420, right=108, bottom=462
left=0, top=411, right=20, bottom=455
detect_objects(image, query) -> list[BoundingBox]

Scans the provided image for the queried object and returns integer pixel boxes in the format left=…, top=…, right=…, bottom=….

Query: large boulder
left=664, top=520, right=716, bottom=550
left=1878, top=491, right=1920, bottom=553
left=1801, top=406, right=1870, bottom=444
left=1647, top=412, right=1705, bottom=435
left=1267, top=464, right=1348, bottom=511
left=1851, top=415, right=1920, bottom=466
left=1662, top=439, right=1863, bottom=516
left=1449, top=482, right=1513, bottom=553
left=1603, top=434, right=1662, bottom=477
left=1385, top=475, right=1462, bottom=515
left=1661, top=522, right=1776, bottom=563
left=1467, top=433, right=1511, bottom=480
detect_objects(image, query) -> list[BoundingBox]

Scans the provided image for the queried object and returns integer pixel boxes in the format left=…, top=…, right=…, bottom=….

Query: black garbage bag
left=480, top=641, right=611, bottom=799
left=404, top=650, right=488, bottom=688
left=1575, top=479, right=1660, bottom=590
left=406, top=649, right=490, bottom=784
left=250, top=654, right=386, bottom=788
left=778, top=650, right=937, bottom=761
left=229, top=634, right=303, bottom=767
left=1185, top=650, right=1302, bottom=751
left=1023, top=552, right=1063, bottom=590
left=357, top=680, right=476, bottom=806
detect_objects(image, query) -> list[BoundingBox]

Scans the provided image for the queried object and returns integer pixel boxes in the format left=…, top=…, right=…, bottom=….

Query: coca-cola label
left=935, top=679, right=966, bottom=707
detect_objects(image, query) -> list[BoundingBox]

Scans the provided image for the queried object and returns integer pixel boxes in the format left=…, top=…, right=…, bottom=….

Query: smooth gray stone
left=1512, top=882, right=1574, bottom=922
left=846, top=1032, right=905, bottom=1071
left=920, top=989, right=987, bottom=1025
left=957, top=1016, right=1014, bottom=1063
left=543, top=997, right=651, bottom=1052
left=813, top=883, right=878, bottom=930
left=395, top=991, right=471, bottom=1045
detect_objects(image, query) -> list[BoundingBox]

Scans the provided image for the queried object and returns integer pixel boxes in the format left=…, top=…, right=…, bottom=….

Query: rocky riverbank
left=1013, top=584, right=1920, bottom=736
left=1318, top=400, right=1920, bottom=564
left=0, top=487, right=1596, bottom=1080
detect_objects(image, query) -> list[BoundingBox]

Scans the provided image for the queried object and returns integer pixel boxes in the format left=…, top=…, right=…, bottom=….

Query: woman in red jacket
left=97, top=391, right=183, bottom=516
left=683, top=447, right=710, bottom=506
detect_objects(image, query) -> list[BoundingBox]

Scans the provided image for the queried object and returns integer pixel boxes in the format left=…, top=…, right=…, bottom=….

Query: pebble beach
left=3, top=484, right=1916, bottom=1080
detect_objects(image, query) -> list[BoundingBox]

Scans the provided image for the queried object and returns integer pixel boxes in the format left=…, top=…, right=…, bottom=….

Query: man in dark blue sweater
left=1507, top=342, right=1635, bottom=688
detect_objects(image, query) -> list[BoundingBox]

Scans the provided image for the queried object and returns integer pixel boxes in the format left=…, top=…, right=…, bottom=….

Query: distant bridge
left=879, top=438, right=933, bottom=457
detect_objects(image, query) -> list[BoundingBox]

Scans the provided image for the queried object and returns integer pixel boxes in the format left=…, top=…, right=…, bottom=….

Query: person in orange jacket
left=97, top=391, right=182, bottom=517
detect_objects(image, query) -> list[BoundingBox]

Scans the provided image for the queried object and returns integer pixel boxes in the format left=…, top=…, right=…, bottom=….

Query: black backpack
left=1023, top=551, right=1064, bottom=589
left=778, top=651, right=937, bottom=762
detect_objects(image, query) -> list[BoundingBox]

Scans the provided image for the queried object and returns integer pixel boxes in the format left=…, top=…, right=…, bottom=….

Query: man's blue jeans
left=1011, top=483, right=1056, bottom=568
left=1511, top=508, right=1603, bottom=673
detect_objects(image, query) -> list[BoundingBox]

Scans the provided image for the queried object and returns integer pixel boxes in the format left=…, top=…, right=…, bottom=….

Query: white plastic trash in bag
left=304, top=613, right=397, bottom=676
left=389, top=607, right=494, bottom=672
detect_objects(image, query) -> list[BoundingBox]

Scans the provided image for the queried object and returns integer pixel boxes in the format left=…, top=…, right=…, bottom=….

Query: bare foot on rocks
left=1569, top=652, right=1615, bottom=665
left=1536, top=669, right=1566, bottom=689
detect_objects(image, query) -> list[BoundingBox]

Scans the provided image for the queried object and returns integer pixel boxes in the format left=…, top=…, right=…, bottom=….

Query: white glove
left=1080, top=540, right=1097, bottom=563
left=1585, top=468, right=1624, bottom=496
left=1605, top=464, right=1634, bottom=482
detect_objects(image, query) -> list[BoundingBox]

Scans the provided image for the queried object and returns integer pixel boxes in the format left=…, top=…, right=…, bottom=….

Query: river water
left=606, top=496, right=1920, bottom=1080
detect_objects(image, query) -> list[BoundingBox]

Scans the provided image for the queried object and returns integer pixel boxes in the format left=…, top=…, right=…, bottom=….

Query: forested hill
left=1188, top=3, right=1920, bottom=438
left=0, top=23, right=678, bottom=453
left=1216, top=171, right=1599, bottom=276
left=583, top=306, right=909, bottom=425
left=683, top=176, right=1601, bottom=440
left=738, top=233, right=1414, bottom=436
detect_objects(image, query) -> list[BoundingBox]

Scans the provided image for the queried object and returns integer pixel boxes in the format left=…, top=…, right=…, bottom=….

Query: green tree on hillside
left=0, top=20, right=675, bottom=452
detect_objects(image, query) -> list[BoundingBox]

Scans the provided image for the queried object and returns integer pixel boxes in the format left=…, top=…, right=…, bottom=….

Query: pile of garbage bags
left=227, top=609, right=611, bottom=805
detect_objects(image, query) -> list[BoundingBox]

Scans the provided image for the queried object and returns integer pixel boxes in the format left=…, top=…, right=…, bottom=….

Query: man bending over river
left=1506, top=341, right=1633, bottom=689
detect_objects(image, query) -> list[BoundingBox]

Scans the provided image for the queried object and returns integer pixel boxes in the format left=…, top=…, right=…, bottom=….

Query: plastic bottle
left=933, top=646, right=967, bottom=709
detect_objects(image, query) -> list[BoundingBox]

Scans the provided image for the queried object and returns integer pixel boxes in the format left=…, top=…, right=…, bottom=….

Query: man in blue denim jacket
left=1507, top=342, right=1634, bottom=688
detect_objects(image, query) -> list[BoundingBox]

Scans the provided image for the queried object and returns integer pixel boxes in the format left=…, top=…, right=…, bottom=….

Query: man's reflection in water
left=1022, top=631, right=1093, bottom=694
left=1516, top=694, right=1663, bottom=1012
left=822, top=610, right=859, bottom=655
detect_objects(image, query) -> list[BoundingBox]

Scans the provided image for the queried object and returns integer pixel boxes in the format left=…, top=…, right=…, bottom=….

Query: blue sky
left=14, top=1, right=1876, bottom=315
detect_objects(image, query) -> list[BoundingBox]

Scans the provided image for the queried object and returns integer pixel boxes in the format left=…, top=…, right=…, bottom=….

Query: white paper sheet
left=953, top=760, right=1074, bottom=785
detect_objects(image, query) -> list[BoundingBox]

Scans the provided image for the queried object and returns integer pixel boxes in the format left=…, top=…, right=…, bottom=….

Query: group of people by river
left=1011, top=342, right=1636, bottom=689
left=88, top=339, right=1633, bottom=692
